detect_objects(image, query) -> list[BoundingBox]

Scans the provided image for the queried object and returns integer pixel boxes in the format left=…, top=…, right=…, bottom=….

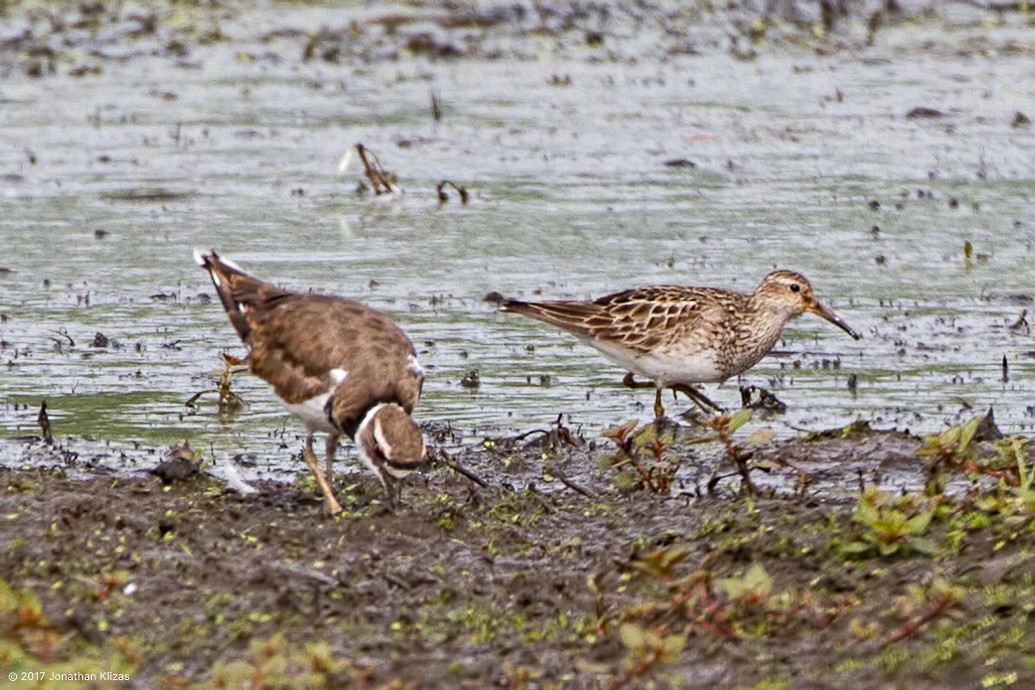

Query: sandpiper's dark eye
left=789, top=283, right=801, bottom=293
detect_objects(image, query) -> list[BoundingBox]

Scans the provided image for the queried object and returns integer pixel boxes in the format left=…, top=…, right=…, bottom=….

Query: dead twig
left=511, top=428, right=551, bottom=442
left=547, top=465, right=599, bottom=500
left=185, top=352, right=247, bottom=415
left=48, top=329, right=75, bottom=348
left=431, top=448, right=487, bottom=488
left=881, top=594, right=954, bottom=648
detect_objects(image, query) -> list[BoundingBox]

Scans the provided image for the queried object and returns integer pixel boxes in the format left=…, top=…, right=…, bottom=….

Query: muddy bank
left=3, top=418, right=1034, bottom=688
left=0, top=0, right=1003, bottom=80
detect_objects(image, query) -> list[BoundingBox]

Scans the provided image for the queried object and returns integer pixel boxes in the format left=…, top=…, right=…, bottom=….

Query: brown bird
left=195, top=249, right=425, bottom=514
left=490, top=269, right=861, bottom=417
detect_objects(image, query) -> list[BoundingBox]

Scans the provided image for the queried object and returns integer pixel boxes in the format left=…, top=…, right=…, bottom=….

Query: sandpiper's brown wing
left=500, top=285, right=741, bottom=355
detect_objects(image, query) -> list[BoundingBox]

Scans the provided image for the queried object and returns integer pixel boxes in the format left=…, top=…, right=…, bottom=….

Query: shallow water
left=1, top=3, right=1033, bottom=474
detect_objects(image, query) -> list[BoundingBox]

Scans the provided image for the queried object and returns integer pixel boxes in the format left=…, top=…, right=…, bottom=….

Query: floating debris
left=185, top=352, right=247, bottom=415
left=430, top=89, right=442, bottom=121
left=1008, top=309, right=1028, bottom=333
left=739, top=385, right=787, bottom=413
left=100, top=189, right=193, bottom=202
left=436, top=180, right=469, bottom=205
left=49, top=329, right=74, bottom=349
left=906, top=107, right=944, bottom=119
left=354, top=143, right=399, bottom=195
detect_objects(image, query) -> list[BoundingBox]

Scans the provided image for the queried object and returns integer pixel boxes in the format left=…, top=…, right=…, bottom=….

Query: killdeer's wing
left=196, top=249, right=289, bottom=342
left=241, top=291, right=403, bottom=399
left=243, top=292, right=420, bottom=423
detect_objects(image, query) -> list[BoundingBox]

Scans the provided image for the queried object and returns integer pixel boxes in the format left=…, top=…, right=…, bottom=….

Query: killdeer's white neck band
left=356, top=402, right=387, bottom=441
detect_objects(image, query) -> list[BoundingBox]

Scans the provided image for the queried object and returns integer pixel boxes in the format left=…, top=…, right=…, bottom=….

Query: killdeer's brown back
left=195, top=249, right=423, bottom=436
left=246, top=291, right=423, bottom=435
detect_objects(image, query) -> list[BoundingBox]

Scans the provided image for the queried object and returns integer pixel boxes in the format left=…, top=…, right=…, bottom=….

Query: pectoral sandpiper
left=490, top=269, right=861, bottom=417
left=195, top=250, right=426, bottom=515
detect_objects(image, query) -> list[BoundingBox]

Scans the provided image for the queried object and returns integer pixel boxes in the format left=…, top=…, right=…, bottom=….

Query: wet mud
left=4, top=416, right=1035, bottom=688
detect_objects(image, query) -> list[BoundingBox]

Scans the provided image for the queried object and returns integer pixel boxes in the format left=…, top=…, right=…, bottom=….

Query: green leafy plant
left=601, top=409, right=760, bottom=495
left=996, top=436, right=1035, bottom=513
left=601, top=420, right=678, bottom=494
left=629, top=545, right=692, bottom=582
left=842, top=486, right=938, bottom=557
left=977, top=436, right=1035, bottom=519
left=715, top=563, right=774, bottom=607
left=194, top=633, right=367, bottom=689
left=916, top=416, right=981, bottom=494
left=705, top=409, right=757, bottom=494
left=611, top=622, right=686, bottom=689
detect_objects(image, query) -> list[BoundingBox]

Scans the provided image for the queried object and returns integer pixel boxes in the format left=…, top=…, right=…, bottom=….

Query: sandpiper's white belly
left=589, top=339, right=723, bottom=387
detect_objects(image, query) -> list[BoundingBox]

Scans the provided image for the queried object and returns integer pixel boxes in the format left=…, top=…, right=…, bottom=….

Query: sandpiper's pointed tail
left=485, top=291, right=540, bottom=315
left=485, top=291, right=600, bottom=338
left=194, top=248, right=266, bottom=342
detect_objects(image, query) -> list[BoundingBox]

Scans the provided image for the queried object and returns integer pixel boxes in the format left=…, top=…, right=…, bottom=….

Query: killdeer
left=195, top=250, right=426, bottom=514
left=490, top=270, right=860, bottom=417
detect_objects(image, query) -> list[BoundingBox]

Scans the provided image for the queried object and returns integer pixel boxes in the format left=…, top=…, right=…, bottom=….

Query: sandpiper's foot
left=670, top=383, right=724, bottom=413
left=621, top=373, right=667, bottom=417
left=622, top=372, right=656, bottom=390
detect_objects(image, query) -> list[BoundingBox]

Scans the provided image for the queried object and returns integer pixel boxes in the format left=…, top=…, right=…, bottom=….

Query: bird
left=489, top=269, right=861, bottom=418
left=194, top=249, right=426, bottom=515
